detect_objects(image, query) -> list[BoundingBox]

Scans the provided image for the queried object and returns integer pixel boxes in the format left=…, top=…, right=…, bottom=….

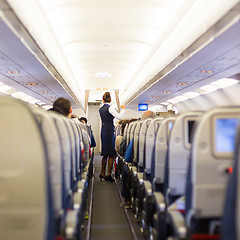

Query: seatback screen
left=188, top=120, right=195, bottom=144
left=138, top=104, right=148, bottom=111
left=215, top=118, right=239, bottom=153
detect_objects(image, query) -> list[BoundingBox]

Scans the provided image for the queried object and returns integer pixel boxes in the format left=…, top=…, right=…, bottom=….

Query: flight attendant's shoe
left=99, top=174, right=106, bottom=181
left=106, top=175, right=114, bottom=182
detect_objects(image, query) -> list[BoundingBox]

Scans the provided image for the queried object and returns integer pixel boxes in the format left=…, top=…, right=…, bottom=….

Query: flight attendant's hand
left=121, top=104, right=125, bottom=110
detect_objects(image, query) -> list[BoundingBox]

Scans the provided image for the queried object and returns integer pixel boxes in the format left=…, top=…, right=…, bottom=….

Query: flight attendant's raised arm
left=108, top=104, right=125, bottom=120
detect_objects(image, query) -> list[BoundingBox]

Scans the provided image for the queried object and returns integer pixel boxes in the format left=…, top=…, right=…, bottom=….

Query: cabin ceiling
left=0, top=0, right=240, bottom=109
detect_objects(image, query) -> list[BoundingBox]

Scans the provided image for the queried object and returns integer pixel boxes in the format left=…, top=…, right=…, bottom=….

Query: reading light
left=27, top=83, right=37, bottom=86
left=49, top=96, right=56, bottom=99
left=153, top=96, right=160, bottom=99
left=7, top=70, right=19, bottom=74
left=178, top=83, right=188, bottom=85
left=163, top=91, right=171, bottom=94
left=201, top=70, right=213, bottom=74
left=40, top=91, right=48, bottom=94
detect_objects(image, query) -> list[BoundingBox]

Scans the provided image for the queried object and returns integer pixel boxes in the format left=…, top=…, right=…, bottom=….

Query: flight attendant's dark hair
left=103, top=92, right=111, bottom=103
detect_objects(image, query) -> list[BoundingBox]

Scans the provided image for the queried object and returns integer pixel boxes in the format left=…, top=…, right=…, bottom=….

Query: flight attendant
left=99, top=92, right=125, bottom=182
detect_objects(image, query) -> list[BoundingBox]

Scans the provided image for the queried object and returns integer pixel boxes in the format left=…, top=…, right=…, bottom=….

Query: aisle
left=91, top=156, right=133, bottom=240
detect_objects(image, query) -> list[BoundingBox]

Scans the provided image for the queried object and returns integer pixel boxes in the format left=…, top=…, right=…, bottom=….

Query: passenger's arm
left=108, top=105, right=125, bottom=119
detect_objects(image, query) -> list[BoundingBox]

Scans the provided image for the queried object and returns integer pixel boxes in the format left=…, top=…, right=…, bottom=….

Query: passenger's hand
left=121, top=104, right=125, bottom=110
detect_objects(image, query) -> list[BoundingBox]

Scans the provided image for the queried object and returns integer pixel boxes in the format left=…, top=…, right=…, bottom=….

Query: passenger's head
left=121, top=120, right=128, bottom=136
left=103, top=92, right=111, bottom=103
left=53, top=97, right=72, bottom=118
left=79, top=117, right=88, bottom=124
left=141, top=110, right=156, bottom=120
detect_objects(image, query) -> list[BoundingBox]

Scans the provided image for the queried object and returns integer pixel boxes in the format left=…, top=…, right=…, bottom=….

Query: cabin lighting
left=42, top=105, right=52, bottom=110
left=29, top=99, right=41, bottom=104
left=182, top=91, right=200, bottom=99
left=11, top=91, right=27, bottom=99
left=95, top=72, right=112, bottom=78
left=174, top=96, right=188, bottom=102
left=167, top=99, right=179, bottom=104
left=163, top=91, right=171, bottom=94
left=211, top=78, right=238, bottom=88
left=21, top=96, right=35, bottom=102
left=198, top=84, right=220, bottom=94
left=160, top=102, right=169, bottom=105
left=40, top=91, right=48, bottom=94
left=0, top=85, right=13, bottom=93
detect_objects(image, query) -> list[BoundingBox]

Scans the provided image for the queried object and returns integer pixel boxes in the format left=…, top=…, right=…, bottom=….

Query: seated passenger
left=79, top=116, right=96, bottom=148
left=120, top=111, right=156, bottom=208
left=52, top=97, right=72, bottom=118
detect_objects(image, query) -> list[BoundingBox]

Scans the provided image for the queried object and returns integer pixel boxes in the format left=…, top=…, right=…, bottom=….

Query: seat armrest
left=73, top=192, right=83, bottom=210
left=168, top=211, right=187, bottom=239
left=143, top=180, right=152, bottom=195
left=137, top=172, right=144, bottom=181
left=154, top=192, right=165, bottom=212
left=77, top=179, right=86, bottom=192
left=65, top=210, right=79, bottom=239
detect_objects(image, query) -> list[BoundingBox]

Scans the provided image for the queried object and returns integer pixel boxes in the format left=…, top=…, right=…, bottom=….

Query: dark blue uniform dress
left=99, top=104, right=116, bottom=157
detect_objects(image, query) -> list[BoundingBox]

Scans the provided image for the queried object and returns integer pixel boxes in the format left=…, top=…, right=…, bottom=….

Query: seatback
left=126, top=121, right=134, bottom=147
left=130, top=121, right=138, bottom=144
left=154, top=117, right=175, bottom=184
left=69, top=120, right=81, bottom=178
left=145, top=118, right=163, bottom=175
left=34, top=108, right=62, bottom=220
left=0, top=97, right=54, bottom=240
left=168, top=112, right=202, bottom=196
left=133, top=121, right=143, bottom=165
left=187, top=107, right=240, bottom=219
left=62, top=118, right=77, bottom=190
left=138, top=119, right=152, bottom=170
left=49, top=112, right=71, bottom=209
left=124, top=123, right=129, bottom=136
left=79, top=121, right=90, bottom=165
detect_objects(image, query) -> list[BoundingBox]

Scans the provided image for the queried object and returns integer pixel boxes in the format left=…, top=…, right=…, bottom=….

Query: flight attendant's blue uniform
left=99, top=103, right=125, bottom=157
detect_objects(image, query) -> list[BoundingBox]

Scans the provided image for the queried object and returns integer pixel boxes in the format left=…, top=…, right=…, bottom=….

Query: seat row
left=0, top=97, right=93, bottom=240
left=119, top=106, right=240, bottom=239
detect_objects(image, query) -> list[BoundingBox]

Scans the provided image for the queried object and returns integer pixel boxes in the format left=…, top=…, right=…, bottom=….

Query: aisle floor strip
left=115, top=178, right=138, bottom=240
left=86, top=167, right=95, bottom=240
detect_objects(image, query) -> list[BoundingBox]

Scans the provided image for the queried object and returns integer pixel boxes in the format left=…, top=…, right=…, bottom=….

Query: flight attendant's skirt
left=101, top=124, right=116, bottom=157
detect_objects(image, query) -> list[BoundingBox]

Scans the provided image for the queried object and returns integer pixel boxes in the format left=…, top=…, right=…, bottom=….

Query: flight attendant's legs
left=107, top=157, right=114, bottom=176
left=100, top=156, right=107, bottom=178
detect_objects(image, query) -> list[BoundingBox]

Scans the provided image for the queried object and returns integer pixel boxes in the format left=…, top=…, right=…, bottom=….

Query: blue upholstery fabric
left=150, top=144, right=156, bottom=182
left=125, top=138, right=133, bottom=163
left=163, top=148, right=169, bottom=198
left=185, top=155, right=192, bottom=215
